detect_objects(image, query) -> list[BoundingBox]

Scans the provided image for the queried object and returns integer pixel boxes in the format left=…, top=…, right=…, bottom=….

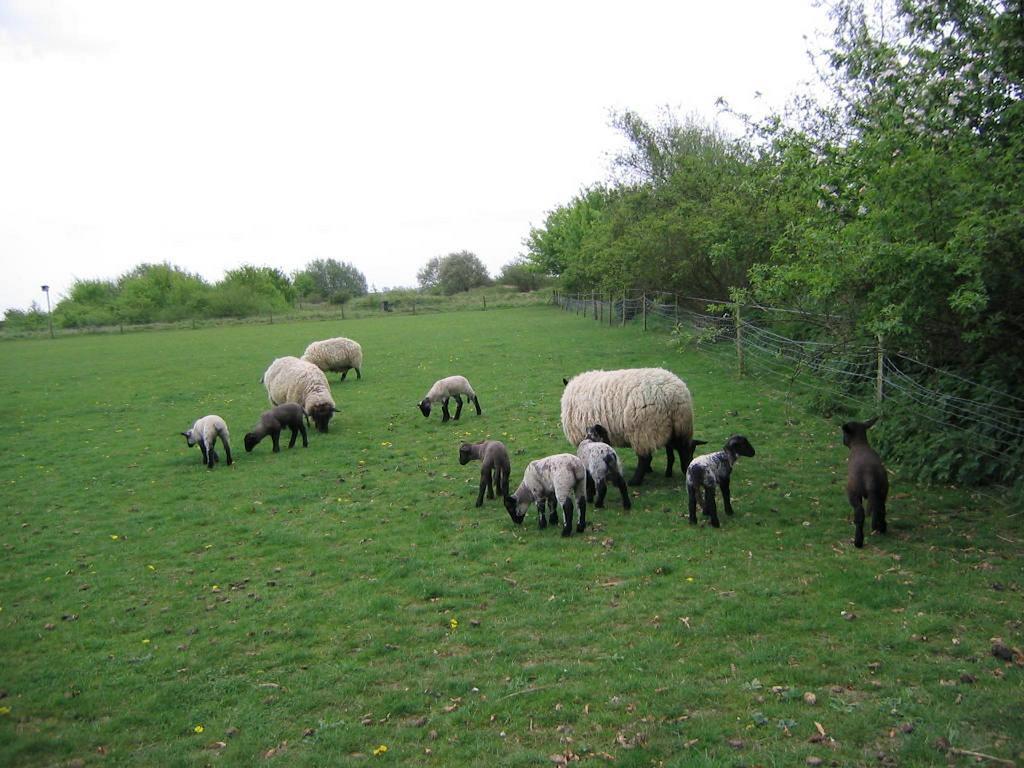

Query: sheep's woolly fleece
left=513, top=453, right=587, bottom=509
left=302, top=337, right=363, bottom=373
left=424, top=375, right=476, bottom=402
left=262, top=356, right=336, bottom=413
left=185, top=414, right=230, bottom=448
left=561, top=368, right=693, bottom=455
left=576, top=439, right=625, bottom=483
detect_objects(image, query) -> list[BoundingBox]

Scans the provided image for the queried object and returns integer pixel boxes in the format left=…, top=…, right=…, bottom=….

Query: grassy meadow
left=0, top=306, right=1021, bottom=767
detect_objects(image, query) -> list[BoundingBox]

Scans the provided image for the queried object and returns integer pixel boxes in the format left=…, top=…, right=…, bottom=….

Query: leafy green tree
left=293, top=259, right=368, bottom=303
left=113, top=264, right=210, bottom=324
left=497, top=259, right=545, bottom=292
left=418, top=252, right=491, bottom=294
left=211, top=265, right=294, bottom=318
left=53, top=279, right=121, bottom=327
left=3, top=301, right=49, bottom=331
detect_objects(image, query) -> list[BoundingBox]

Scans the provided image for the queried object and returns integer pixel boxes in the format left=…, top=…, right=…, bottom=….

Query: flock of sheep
left=181, top=336, right=890, bottom=548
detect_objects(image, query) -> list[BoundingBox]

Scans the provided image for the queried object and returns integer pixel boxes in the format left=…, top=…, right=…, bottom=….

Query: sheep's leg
left=561, top=497, right=574, bottom=537
left=629, top=453, right=653, bottom=485
left=613, top=472, right=631, bottom=510
left=199, top=439, right=211, bottom=468
left=594, top=479, right=608, bottom=508
left=286, top=427, right=298, bottom=449
left=585, top=472, right=596, bottom=503
left=473, top=395, right=482, bottom=415
left=849, top=493, right=866, bottom=548
left=664, top=445, right=675, bottom=477
left=537, top=499, right=548, bottom=529
left=452, top=394, right=464, bottom=420
left=475, top=473, right=487, bottom=508
left=340, top=369, right=348, bottom=381
left=547, top=496, right=559, bottom=526
left=441, top=398, right=451, bottom=422
left=870, top=492, right=887, bottom=534
left=705, top=486, right=720, bottom=527
left=485, top=465, right=495, bottom=499
left=499, top=468, right=509, bottom=498
left=687, top=484, right=699, bottom=524
left=355, top=367, right=361, bottom=380
left=720, top=477, right=734, bottom=515
left=576, top=496, right=587, bottom=533
left=271, top=430, right=281, bottom=453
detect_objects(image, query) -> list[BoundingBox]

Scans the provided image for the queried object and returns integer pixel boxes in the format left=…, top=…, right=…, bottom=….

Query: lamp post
left=41, top=284, right=54, bottom=339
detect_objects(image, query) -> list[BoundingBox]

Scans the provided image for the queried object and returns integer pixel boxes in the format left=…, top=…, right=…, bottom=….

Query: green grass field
left=1, top=306, right=1021, bottom=767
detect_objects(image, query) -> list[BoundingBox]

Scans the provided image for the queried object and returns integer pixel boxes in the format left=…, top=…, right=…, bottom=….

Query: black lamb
left=244, top=403, right=309, bottom=453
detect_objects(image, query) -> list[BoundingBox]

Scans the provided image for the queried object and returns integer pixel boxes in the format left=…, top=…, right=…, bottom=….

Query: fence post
left=621, top=293, right=626, bottom=327
left=642, top=292, right=647, bottom=331
left=674, top=293, right=679, bottom=324
left=876, top=334, right=885, bottom=403
left=734, top=300, right=744, bottom=377
left=483, top=295, right=487, bottom=311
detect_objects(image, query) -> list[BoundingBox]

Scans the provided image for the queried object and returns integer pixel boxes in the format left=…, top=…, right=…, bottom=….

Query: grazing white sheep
left=302, top=337, right=363, bottom=381
left=577, top=424, right=631, bottom=510
left=418, top=375, right=481, bottom=422
left=181, top=414, right=233, bottom=469
left=561, top=368, right=702, bottom=485
left=686, top=435, right=756, bottom=528
left=262, top=356, right=339, bottom=433
left=503, top=453, right=588, bottom=536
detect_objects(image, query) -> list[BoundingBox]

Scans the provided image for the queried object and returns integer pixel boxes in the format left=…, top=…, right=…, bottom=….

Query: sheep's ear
left=864, top=416, right=879, bottom=429
left=180, top=431, right=189, bottom=438
left=332, top=407, right=341, bottom=413
left=693, top=439, right=708, bottom=447
left=562, top=378, right=569, bottom=386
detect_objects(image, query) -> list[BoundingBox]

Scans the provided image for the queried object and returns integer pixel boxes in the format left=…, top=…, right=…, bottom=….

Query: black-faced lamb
left=262, top=356, right=339, bottom=433
left=503, top=453, right=588, bottom=537
left=561, top=368, right=702, bottom=485
left=244, top=403, right=309, bottom=453
left=418, top=375, right=481, bottom=422
left=842, top=417, right=889, bottom=548
left=686, top=435, right=755, bottom=528
left=458, top=440, right=511, bottom=507
left=577, top=424, right=631, bottom=510
left=301, top=337, right=363, bottom=381
left=181, top=414, right=233, bottom=469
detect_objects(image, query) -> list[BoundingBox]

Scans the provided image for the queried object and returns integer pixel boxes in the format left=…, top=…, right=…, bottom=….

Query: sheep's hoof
left=561, top=527, right=572, bottom=537
left=475, top=500, right=483, bottom=508
left=576, top=522, right=586, bottom=533
left=688, top=516, right=697, bottom=525
left=622, top=501, right=632, bottom=511
left=538, top=518, right=547, bottom=529
left=710, top=519, right=721, bottom=528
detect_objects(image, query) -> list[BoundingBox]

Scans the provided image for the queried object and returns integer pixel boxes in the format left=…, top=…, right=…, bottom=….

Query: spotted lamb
left=576, top=424, right=631, bottom=510
left=503, top=453, right=588, bottom=537
left=685, top=435, right=755, bottom=528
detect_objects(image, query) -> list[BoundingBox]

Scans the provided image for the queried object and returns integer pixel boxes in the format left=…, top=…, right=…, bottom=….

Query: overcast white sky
left=0, top=0, right=829, bottom=316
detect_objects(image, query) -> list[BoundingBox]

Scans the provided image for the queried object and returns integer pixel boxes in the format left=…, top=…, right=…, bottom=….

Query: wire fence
left=554, top=291, right=1024, bottom=474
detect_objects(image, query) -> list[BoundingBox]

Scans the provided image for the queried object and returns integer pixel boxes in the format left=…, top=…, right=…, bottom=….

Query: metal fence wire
left=554, top=291, right=1024, bottom=469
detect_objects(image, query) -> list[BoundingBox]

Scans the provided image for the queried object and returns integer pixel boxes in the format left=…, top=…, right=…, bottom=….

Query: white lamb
left=301, top=337, right=363, bottom=382
left=418, top=375, right=481, bottom=422
left=181, top=414, right=233, bottom=469
left=561, top=368, right=703, bottom=485
left=577, top=424, right=631, bottom=510
left=262, top=356, right=339, bottom=433
left=503, top=453, right=588, bottom=536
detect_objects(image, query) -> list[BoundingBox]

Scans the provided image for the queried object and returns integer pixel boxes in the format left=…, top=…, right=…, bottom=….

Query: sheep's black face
left=244, top=433, right=260, bottom=452
left=458, top=444, right=471, bottom=465
left=585, top=424, right=611, bottom=444
left=310, top=405, right=334, bottom=433
left=418, top=399, right=431, bottom=418
left=727, top=435, right=756, bottom=458
left=503, top=495, right=526, bottom=524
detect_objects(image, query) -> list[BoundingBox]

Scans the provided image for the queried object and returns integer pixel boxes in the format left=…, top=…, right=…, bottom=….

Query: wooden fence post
left=734, top=300, right=744, bottom=377
left=642, top=292, right=647, bottom=331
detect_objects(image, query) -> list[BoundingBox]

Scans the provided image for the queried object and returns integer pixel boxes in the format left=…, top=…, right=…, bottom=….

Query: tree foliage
left=292, top=259, right=367, bottom=304
left=418, top=251, right=491, bottom=294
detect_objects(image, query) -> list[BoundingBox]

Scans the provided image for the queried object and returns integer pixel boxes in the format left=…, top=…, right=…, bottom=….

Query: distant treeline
left=524, top=0, right=1024, bottom=400
left=4, top=253, right=548, bottom=332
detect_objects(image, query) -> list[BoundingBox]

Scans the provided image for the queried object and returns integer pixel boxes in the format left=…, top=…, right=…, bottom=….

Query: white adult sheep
left=561, top=368, right=703, bottom=485
left=503, top=453, right=588, bottom=536
left=262, top=356, right=339, bottom=433
left=418, top=375, right=481, bottom=422
left=302, top=337, right=363, bottom=382
left=181, top=414, right=233, bottom=469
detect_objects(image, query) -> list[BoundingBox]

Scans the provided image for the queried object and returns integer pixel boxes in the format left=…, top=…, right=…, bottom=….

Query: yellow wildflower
left=449, top=618, right=458, bottom=630
left=372, top=744, right=388, bottom=756
left=193, top=724, right=204, bottom=733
